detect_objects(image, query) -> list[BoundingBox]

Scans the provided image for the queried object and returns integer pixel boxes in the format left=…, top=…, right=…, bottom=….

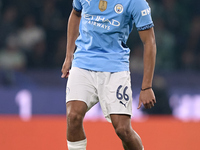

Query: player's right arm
left=61, top=9, right=81, bottom=78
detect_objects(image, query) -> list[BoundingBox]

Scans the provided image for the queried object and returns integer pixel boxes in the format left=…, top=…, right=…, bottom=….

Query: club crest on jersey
left=99, top=0, right=107, bottom=12
left=114, top=4, right=123, bottom=14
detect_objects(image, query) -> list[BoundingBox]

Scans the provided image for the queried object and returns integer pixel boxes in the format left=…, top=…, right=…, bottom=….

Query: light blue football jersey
left=72, top=0, right=154, bottom=72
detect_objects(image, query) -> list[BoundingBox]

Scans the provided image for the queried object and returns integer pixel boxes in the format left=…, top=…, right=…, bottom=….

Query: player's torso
left=73, top=0, right=153, bottom=72
left=73, top=0, right=134, bottom=72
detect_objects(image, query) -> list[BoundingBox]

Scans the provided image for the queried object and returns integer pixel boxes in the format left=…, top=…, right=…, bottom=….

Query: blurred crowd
left=0, top=0, right=70, bottom=71
left=0, top=0, right=199, bottom=72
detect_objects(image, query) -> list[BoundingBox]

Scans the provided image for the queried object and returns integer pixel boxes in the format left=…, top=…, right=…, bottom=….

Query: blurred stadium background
left=0, top=0, right=200, bottom=149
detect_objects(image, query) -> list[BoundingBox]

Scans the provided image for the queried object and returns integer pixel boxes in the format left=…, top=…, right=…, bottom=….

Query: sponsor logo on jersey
left=84, top=14, right=120, bottom=30
left=87, top=21, right=110, bottom=30
left=141, top=8, right=151, bottom=16
left=99, top=0, right=107, bottom=12
left=86, top=0, right=92, bottom=6
left=114, top=4, right=123, bottom=14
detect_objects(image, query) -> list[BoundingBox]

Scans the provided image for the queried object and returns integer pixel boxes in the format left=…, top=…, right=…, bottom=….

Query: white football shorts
left=66, top=67, right=133, bottom=122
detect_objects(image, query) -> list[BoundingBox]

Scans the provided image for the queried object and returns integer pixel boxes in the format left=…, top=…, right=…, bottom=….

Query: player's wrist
left=65, top=54, right=73, bottom=62
left=141, top=87, right=152, bottom=91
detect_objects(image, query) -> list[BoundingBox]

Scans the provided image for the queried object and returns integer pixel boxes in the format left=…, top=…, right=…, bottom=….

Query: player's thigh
left=66, top=67, right=98, bottom=111
left=99, top=71, right=132, bottom=122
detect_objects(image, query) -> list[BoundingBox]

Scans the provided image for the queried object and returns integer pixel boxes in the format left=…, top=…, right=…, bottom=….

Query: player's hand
left=137, top=88, right=156, bottom=109
left=61, top=58, right=72, bottom=78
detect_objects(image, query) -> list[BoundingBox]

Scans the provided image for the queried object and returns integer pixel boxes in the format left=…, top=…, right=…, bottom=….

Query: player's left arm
left=137, top=27, right=157, bottom=109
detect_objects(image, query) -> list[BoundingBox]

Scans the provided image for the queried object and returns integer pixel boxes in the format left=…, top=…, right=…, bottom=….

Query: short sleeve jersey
left=72, top=0, right=154, bottom=72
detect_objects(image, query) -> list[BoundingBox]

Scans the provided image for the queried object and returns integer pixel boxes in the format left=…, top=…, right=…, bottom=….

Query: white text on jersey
left=84, top=14, right=120, bottom=30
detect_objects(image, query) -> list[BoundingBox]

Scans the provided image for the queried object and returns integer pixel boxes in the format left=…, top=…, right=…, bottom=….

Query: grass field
left=0, top=115, right=200, bottom=150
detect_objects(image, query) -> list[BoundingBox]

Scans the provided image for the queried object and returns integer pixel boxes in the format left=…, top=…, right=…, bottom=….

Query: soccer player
left=61, top=0, right=156, bottom=149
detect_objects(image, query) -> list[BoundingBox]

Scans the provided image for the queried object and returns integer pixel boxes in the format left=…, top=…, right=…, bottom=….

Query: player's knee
left=67, top=112, right=84, bottom=127
left=115, top=126, right=143, bottom=148
left=115, top=125, right=130, bottom=141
